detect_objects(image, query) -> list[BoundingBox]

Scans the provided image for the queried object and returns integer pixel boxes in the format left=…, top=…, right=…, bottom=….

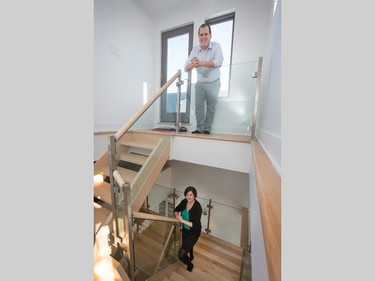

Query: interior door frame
left=160, top=23, right=194, bottom=123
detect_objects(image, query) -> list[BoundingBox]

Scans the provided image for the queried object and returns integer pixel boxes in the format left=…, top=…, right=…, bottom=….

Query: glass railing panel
left=147, top=184, right=179, bottom=217
left=209, top=200, right=243, bottom=246
left=111, top=179, right=126, bottom=239
left=148, top=184, right=208, bottom=232
left=187, top=61, right=258, bottom=135
left=131, top=87, right=175, bottom=131
left=148, top=184, right=245, bottom=246
left=163, top=187, right=211, bottom=242
left=115, top=60, right=258, bottom=140
left=132, top=72, right=183, bottom=131
left=197, top=196, right=210, bottom=234
left=133, top=218, right=180, bottom=277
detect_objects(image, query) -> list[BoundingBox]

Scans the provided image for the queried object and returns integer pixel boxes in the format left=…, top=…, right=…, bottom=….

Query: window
left=206, top=12, right=235, bottom=97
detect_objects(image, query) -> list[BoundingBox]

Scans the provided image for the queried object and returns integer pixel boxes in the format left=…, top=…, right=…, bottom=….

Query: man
left=185, top=23, right=223, bottom=134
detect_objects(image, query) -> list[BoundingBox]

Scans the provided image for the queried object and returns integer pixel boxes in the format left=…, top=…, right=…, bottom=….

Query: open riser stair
left=94, top=131, right=249, bottom=280
left=94, top=131, right=170, bottom=209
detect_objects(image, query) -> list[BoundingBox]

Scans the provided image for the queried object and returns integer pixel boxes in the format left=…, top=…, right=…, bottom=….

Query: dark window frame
left=160, top=23, right=194, bottom=123
left=206, top=12, right=235, bottom=98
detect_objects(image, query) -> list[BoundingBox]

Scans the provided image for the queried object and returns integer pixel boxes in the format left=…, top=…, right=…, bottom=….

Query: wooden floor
left=95, top=129, right=252, bottom=144
left=136, top=129, right=252, bottom=144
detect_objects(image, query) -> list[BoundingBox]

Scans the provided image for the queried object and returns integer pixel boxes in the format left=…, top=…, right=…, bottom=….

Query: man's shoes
left=187, top=263, right=194, bottom=272
left=192, top=130, right=209, bottom=134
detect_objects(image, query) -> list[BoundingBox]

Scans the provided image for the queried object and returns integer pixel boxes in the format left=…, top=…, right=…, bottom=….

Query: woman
left=174, top=186, right=202, bottom=272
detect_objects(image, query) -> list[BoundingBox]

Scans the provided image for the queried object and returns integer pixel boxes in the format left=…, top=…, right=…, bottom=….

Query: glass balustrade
left=115, top=60, right=258, bottom=139
left=148, top=184, right=248, bottom=247
left=132, top=218, right=181, bottom=277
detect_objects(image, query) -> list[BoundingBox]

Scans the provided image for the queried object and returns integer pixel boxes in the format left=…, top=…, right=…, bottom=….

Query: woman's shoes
left=187, top=263, right=194, bottom=272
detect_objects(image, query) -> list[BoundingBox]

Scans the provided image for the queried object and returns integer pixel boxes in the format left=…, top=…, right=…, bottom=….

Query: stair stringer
left=130, top=136, right=171, bottom=212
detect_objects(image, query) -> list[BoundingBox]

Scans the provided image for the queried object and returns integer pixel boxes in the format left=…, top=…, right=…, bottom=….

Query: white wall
left=256, top=0, right=281, bottom=175
left=155, top=159, right=250, bottom=246
left=171, top=136, right=251, bottom=173
left=166, top=160, right=249, bottom=209
left=94, top=0, right=155, bottom=131
left=94, top=134, right=109, bottom=161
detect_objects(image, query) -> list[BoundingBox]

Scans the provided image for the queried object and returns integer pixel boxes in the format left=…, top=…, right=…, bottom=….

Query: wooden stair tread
left=120, top=140, right=156, bottom=150
left=94, top=181, right=111, bottom=205
left=177, top=264, right=218, bottom=281
left=137, top=220, right=242, bottom=281
left=94, top=151, right=110, bottom=176
left=119, top=152, right=148, bottom=165
left=194, top=237, right=242, bottom=273
left=169, top=271, right=189, bottom=281
left=175, top=266, right=195, bottom=280
left=198, top=232, right=243, bottom=254
left=176, top=265, right=206, bottom=281
left=193, top=254, right=239, bottom=281
left=117, top=166, right=138, bottom=183
left=195, top=236, right=243, bottom=262
left=193, top=250, right=241, bottom=276
left=94, top=202, right=111, bottom=234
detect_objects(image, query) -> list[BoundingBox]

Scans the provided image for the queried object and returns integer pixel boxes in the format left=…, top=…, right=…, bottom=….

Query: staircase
left=93, top=131, right=247, bottom=281
left=94, top=131, right=170, bottom=209
left=94, top=131, right=171, bottom=280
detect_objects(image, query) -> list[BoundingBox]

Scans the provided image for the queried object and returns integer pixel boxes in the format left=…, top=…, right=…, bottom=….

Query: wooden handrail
left=133, top=211, right=179, bottom=223
left=113, top=169, right=125, bottom=188
left=251, top=141, right=281, bottom=281
left=114, top=70, right=181, bottom=140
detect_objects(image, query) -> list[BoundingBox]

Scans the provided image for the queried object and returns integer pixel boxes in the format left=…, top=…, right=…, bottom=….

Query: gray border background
left=283, top=0, right=375, bottom=280
left=1, top=0, right=375, bottom=280
left=1, top=0, right=93, bottom=280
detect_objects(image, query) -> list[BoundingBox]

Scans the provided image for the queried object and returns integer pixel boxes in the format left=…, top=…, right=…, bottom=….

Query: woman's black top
left=174, top=198, right=202, bottom=236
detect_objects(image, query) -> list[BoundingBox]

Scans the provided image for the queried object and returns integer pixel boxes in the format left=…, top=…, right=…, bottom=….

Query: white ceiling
left=135, top=0, right=203, bottom=22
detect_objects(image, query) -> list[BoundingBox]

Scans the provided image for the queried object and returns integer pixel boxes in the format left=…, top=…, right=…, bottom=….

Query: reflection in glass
left=167, top=34, right=189, bottom=113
